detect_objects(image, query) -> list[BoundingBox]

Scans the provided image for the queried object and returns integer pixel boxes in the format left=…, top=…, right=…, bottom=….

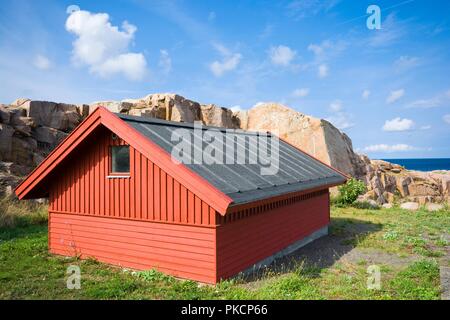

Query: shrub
left=336, top=178, right=366, bottom=205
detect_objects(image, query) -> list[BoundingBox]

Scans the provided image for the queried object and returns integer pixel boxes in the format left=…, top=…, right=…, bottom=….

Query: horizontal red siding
left=216, top=191, right=330, bottom=281
left=48, top=126, right=217, bottom=226
left=49, top=212, right=217, bottom=283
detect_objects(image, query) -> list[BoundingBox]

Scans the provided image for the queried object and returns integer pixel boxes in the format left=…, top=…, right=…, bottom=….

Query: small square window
left=111, top=146, right=130, bottom=173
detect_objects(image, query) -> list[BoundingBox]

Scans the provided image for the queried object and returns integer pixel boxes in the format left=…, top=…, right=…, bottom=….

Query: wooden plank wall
left=215, top=191, right=330, bottom=281
left=48, top=126, right=217, bottom=226
left=49, top=212, right=217, bottom=283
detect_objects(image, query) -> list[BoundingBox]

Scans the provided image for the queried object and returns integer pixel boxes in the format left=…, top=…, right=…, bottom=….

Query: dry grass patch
left=0, top=197, right=47, bottom=228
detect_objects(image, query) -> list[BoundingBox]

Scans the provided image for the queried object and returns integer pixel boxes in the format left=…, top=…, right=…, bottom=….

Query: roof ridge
left=116, top=113, right=272, bottom=136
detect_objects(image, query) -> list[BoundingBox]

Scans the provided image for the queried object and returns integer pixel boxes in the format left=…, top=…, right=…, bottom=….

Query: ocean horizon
left=381, top=158, right=450, bottom=172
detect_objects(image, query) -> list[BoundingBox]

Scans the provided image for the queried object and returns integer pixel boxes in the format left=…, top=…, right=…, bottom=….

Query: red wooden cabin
left=15, top=107, right=346, bottom=284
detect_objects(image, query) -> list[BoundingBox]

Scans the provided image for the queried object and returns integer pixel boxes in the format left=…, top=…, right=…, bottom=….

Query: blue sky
left=1, top=0, right=449, bottom=159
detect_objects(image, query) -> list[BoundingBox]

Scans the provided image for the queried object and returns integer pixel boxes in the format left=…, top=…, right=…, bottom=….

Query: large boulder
left=122, top=93, right=202, bottom=123
left=124, top=94, right=167, bottom=119
left=0, top=170, right=22, bottom=197
left=400, top=202, right=420, bottom=211
left=89, top=101, right=133, bottom=114
left=425, top=203, right=444, bottom=212
left=0, top=105, right=10, bottom=123
left=77, top=104, right=90, bottom=118
left=0, top=123, right=14, bottom=161
left=0, top=161, right=31, bottom=176
left=235, top=103, right=366, bottom=177
left=396, top=176, right=413, bottom=197
left=18, top=100, right=82, bottom=131
left=10, top=137, right=37, bottom=167
left=10, top=116, right=35, bottom=128
left=10, top=98, right=30, bottom=107
left=200, top=104, right=239, bottom=128
left=33, top=126, right=68, bottom=149
left=8, top=107, right=27, bottom=126
left=430, top=171, right=450, bottom=195
left=166, top=94, right=201, bottom=123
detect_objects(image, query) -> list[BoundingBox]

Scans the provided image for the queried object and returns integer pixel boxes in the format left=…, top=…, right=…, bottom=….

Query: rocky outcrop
left=0, top=100, right=83, bottom=194
left=200, top=104, right=239, bottom=128
left=1, top=94, right=448, bottom=206
left=235, top=103, right=366, bottom=178
left=360, top=158, right=450, bottom=205
left=120, top=93, right=201, bottom=122
left=89, top=101, right=133, bottom=114
left=12, top=99, right=82, bottom=131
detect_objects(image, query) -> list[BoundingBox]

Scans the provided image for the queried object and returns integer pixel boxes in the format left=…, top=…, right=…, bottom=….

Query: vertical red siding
left=49, top=125, right=217, bottom=226
left=215, top=192, right=330, bottom=281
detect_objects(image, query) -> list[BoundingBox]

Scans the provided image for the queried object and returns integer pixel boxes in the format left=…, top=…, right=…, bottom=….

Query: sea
left=381, top=158, right=450, bottom=172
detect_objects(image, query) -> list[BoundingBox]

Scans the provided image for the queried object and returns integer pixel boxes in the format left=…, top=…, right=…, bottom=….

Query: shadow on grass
left=0, top=223, right=47, bottom=241
left=240, top=217, right=383, bottom=282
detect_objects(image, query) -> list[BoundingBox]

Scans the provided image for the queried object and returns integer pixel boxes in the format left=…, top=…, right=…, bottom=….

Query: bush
left=336, top=178, right=366, bottom=205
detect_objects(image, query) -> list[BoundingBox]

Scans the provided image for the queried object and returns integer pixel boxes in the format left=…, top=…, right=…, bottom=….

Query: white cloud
left=382, top=117, right=415, bottom=132
left=33, top=54, right=51, bottom=70
left=444, top=114, right=450, bottom=124
left=306, top=40, right=345, bottom=79
left=394, top=56, right=420, bottom=71
left=307, top=40, right=345, bottom=59
left=269, top=45, right=296, bottom=66
left=65, top=10, right=147, bottom=81
left=362, top=89, right=370, bottom=100
left=325, top=113, right=354, bottom=130
left=329, top=100, right=342, bottom=112
left=420, top=125, right=431, bottom=130
left=363, top=144, right=416, bottom=153
left=406, top=90, right=450, bottom=108
left=292, top=88, right=310, bottom=97
left=318, top=64, right=328, bottom=78
left=210, top=54, right=241, bottom=77
left=91, top=53, right=146, bottom=81
left=386, top=89, right=405, bottom=104
left=158, top=49, right=172, bottom=75
left=368, top=13, right=406, bottom=47
left=209, top=43, right=241, bottom=77
left=307, top=43, right=325, bottom=56
left=406, top=96, right=442, bottom=109
left=286, top=0, right=340, bottom=20
left=325, top=98, right=353, bottom=129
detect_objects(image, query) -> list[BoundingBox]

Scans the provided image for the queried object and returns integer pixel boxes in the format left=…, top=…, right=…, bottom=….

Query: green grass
left=0, top=200, right=448, bottom=300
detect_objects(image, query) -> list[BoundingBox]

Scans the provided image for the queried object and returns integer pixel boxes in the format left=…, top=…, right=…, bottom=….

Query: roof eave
left=226, top=180, right=344, bottom=214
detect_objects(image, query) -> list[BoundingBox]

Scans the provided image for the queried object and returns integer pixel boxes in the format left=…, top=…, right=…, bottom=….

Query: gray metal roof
left=117, top=113, right=346, bottom=205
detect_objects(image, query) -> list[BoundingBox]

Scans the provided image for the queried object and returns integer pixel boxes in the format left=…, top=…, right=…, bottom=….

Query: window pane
left=111, top=146, right=130, bottom=173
